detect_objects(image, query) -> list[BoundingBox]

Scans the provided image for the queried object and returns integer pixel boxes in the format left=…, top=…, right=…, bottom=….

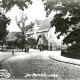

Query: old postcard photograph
left=0, top=0, right=80, bottom=80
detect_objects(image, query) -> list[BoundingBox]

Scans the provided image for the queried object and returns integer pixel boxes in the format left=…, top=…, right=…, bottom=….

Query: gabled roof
left=26, top=19, right=43, bottom=34
left=37, top=17, right=53, bottom=33
left=35, top=19, right=43, bottom=25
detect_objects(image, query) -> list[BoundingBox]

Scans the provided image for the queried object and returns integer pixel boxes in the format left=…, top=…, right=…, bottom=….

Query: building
left=37, top=17, right=64, bottom=50
left=26, top=17, right=64, bottom=50
left=26, top=19, right=43, bottom=39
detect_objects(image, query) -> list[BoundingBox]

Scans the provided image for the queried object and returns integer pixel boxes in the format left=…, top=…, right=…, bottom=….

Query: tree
left=15, top=13, right=34, bottom=50
left=0, top=0, right=32, bottom=50
left=1, top=0, right=32, bottom=12
left=14, top=32, right=27, bottom=49
left=0, top=12, right=10, bottom=50
left=27, top=38, right=37, bottom=48
left=0, top=12, right=10, bottom=40
left=43, top=0, right=80, bottom=45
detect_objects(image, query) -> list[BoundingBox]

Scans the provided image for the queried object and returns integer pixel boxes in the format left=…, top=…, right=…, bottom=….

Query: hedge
left=61, top=49, right=80, bottom=59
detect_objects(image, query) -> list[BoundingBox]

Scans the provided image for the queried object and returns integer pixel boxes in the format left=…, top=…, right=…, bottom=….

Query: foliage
left=15, top=13, right=34, bottom=33
left=0, top=0, right=32, bottom=45
left=27, top=38, right=36, bottom=48
left=61, top=43, right=80, bottom=59
left=0, top=37, right=7, bottom=50
left=15, top=13, right=28, bottom=35
left=14, top=32, right=27, bottom=49
left=67, top=43, right=80, bottom=51
left=0, top=12, right=10, bottom=40
left=43, top=0, right=80, bottom=45
left=15, top=13, right=34, bottom=50
left=1, top=0, right=32, bottom=12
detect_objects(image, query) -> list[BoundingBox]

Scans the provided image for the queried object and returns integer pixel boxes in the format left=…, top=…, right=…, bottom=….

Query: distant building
left=6, top=32, right=19, bottom=42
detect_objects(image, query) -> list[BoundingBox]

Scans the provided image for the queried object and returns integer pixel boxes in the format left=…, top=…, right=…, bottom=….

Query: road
left=0, top=50, right=80, bottom=80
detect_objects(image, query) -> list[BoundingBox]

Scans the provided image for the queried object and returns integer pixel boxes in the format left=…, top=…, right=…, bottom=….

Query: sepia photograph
left=0, top=0, right=80, bottom=80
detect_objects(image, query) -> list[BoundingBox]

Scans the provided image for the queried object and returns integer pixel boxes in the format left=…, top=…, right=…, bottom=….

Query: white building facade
left=26, top=17, right=64, bottom=50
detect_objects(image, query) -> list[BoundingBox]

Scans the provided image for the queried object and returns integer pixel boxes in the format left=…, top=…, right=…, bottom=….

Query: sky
left=6, top=0, right=46, bottom=32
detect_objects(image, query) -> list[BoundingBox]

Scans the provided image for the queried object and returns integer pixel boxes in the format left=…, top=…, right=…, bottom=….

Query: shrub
left=67, top=43, right=80, bottom=51
left=27, top=38, right=37, bottom=48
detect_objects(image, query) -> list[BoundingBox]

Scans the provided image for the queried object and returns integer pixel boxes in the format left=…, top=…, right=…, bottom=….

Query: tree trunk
left=22, top=42, right=24, bottom=51
left=2, top=43, right=3, bottom=51
left=22, top=31, right=25, bottom=51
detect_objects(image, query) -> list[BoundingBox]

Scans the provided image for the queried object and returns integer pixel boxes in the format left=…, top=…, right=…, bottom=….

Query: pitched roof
left=37, top=17, right=53, bottom=33
left=35, top=19, right=43, bottom=25
left=6, top=32, right=20, bottom=41
left=26, top=19, right=43, bottom=34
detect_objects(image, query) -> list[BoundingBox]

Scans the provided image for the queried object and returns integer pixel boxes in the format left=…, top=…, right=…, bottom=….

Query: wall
left=47, top=27, right=64, bottom=50
left=33, top=21, right=41, bottom=39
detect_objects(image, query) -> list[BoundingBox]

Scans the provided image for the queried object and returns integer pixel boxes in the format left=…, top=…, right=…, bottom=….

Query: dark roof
left=6, top=32, right=20, bottom=41
left=37, top=17, right=53, bottom=32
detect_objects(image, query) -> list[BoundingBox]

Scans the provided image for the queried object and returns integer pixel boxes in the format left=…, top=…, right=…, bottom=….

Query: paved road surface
left=0, top=50, right=80, bottom=80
